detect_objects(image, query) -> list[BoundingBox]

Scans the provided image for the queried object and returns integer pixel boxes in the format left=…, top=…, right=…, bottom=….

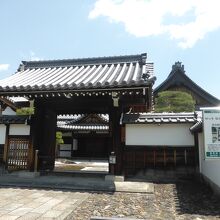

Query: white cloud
left=89, top=0, right=220, bottom=48
left=0, top=64, right=9, bottom=72
left=30, top=51, right=41, bottom=61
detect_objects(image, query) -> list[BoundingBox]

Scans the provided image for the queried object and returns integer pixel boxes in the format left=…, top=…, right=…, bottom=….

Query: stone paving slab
left=0, top=187, right=89, bottom=220
left=91, top=218, right=145, bottom=220
left=114, top=181, right=154, bottom=193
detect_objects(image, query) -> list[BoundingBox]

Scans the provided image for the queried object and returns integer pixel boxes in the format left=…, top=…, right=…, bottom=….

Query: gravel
left=68, top=180, right=220, bottom=220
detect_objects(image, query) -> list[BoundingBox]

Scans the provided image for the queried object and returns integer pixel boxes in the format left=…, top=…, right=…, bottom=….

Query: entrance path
left=0, top=187, right=89, bottom=220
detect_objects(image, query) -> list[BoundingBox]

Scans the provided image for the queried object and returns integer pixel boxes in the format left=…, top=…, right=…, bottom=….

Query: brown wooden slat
left=7, top=137, right=30, bottom=171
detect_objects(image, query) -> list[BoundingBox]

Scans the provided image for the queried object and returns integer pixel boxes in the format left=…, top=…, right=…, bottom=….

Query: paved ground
left=0, top=187, right=89, bottom=220
left=0, top=178, right=219, bottom=219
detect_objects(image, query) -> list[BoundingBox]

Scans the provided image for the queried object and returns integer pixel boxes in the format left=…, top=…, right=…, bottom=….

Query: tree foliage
left=16, top=107, right=34, bottom=115
left=155, top=91, right=195, bottom=112
left=56, top=131, right=64, bottom=145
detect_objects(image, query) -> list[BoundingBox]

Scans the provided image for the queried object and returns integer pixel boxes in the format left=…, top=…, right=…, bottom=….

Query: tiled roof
left=190, top=111, right=203, bottom=132
left=154, top=62, right=220, bottom=106
left=57, top=114, right=109, bottom=123
left=190, top=120, right=202, bottom=133
left=57, top=124, right=109, bottom=131
left=0, top=115, right=29, bottom=124
left=57, top=114, right=85, bottom=121
left=123, top=112, right=196, bottom=124
left=57, top=114, right=109, bottom=131
left=0, top=53, right=155, bottom=95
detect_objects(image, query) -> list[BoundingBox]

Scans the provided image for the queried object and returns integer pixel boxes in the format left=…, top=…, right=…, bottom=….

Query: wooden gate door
left=6, top=137, right=30, bottom=171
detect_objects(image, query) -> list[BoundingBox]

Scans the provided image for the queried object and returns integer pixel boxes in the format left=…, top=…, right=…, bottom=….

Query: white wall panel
left=60, top=144, right=72, bottom=151
left=59, top=151, right=71, bottom=158
left=9, top=124, right=30, bottom=136
left=2, top=107, right=16, bottom=115
left=0, top=124, right=6, bottom=144
left=125, top=124, right=194, bottom=146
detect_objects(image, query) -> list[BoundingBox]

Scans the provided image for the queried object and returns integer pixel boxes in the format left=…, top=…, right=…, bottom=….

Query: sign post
left=203, top=108, right=220, bottom=159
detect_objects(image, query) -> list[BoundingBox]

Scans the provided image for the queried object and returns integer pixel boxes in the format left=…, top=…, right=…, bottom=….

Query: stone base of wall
left=128, top=167, right=196, bottom=182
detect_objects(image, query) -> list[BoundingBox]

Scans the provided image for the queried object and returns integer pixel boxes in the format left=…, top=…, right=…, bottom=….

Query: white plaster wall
left=9, top=124, right=30, bottom=136
left=126, top=123, right=194, bottom=146
left=199, top=132, right=220, bottom=188
left=2, top=107, right=16, bottom=115
left=0, top=124, right=6, bottom=144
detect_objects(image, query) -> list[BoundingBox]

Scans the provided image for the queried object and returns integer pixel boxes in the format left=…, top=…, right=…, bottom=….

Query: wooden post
left=174, top=149, right=176, bottom=167
left=109, top=106, right=122, bottom=175
left=164, top=148, right=166, bottom=167
left=153, top=149, right=156, bottom=167
left=40, top=108, right=57, bottom=171
left=144, top=151, right=146, bottom=168
left=194, top=133, right=199, bottom=170
left=31, top=103, right=57, bottom=171
left=34, top=150, right=39, bottom=172
left=29, top=104, right=44, bottom=171
left=147, top=86, right=153, bottom=112
left=184, top=149, right=187, bottom=165
left=3, top=124, right=9, bottom=167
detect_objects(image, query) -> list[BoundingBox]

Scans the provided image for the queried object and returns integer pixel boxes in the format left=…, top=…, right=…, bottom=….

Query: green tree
left=56, top=131, right=64, bottom=145
left=16, top=107, right=34, bottom=115
left=55, top=131, right=64, bottom=157
left=155, top=91, right=195, bottom=112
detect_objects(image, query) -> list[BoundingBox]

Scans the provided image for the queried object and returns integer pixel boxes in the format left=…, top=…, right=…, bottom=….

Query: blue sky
left=0, top=0, right=220, bottom=98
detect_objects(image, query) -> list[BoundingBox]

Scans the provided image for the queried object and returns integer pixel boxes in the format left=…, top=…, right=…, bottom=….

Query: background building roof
left=154, top=62, right=220, bottom=107
left=57, top=114, right=109, bottom=131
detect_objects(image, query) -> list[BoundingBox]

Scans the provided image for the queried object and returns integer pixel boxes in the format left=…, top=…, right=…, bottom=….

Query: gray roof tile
left=57, top=114, right=109, bottom=131
left=0, top=115, right=29, bottom=124
left=123, top=112, right=196, bottom=124
left=0, top=53, right=155, bottom=94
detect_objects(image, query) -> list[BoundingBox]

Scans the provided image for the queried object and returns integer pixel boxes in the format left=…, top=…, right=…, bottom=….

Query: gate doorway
left=6, top=137, right=30, bottom=171
left=54, top=114, right=110, bottom=173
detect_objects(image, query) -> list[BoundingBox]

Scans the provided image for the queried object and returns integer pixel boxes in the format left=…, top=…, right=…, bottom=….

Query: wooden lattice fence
left=7, top=137, right=30, bottom=171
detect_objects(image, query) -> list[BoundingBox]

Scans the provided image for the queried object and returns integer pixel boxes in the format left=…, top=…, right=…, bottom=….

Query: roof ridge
left=19, top=53, right=147, bottom=70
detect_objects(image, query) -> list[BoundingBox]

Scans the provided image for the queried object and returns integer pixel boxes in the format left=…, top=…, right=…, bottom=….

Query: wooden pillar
left=40, top=108, right=57, bottom=171
left=31, top=104, right=57, bottom=171
left=3, top=124, right=9, bottom=167
left=109, top=106, right=122, bottom=175
left=194, top=133, right=200, bottom=170
left=147, top=86, right=153, bottom=112
left=29, top=105, right=44, bottom=171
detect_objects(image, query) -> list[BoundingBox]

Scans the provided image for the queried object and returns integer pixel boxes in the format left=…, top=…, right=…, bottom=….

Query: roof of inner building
left=0, top=53, right=156, bottom=96
left=57, top=114, right=109, bottom=131
left=154, top=62, right=220, bottom=106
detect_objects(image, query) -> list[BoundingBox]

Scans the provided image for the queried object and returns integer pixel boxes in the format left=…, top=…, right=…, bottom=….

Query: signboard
left=203, top=109, right=220, bottom=159
left=109, top=155, right=116, bottom=164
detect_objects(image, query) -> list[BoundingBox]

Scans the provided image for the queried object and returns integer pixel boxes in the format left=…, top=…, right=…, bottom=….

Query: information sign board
left=203, top=109, right=220, bottom=159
